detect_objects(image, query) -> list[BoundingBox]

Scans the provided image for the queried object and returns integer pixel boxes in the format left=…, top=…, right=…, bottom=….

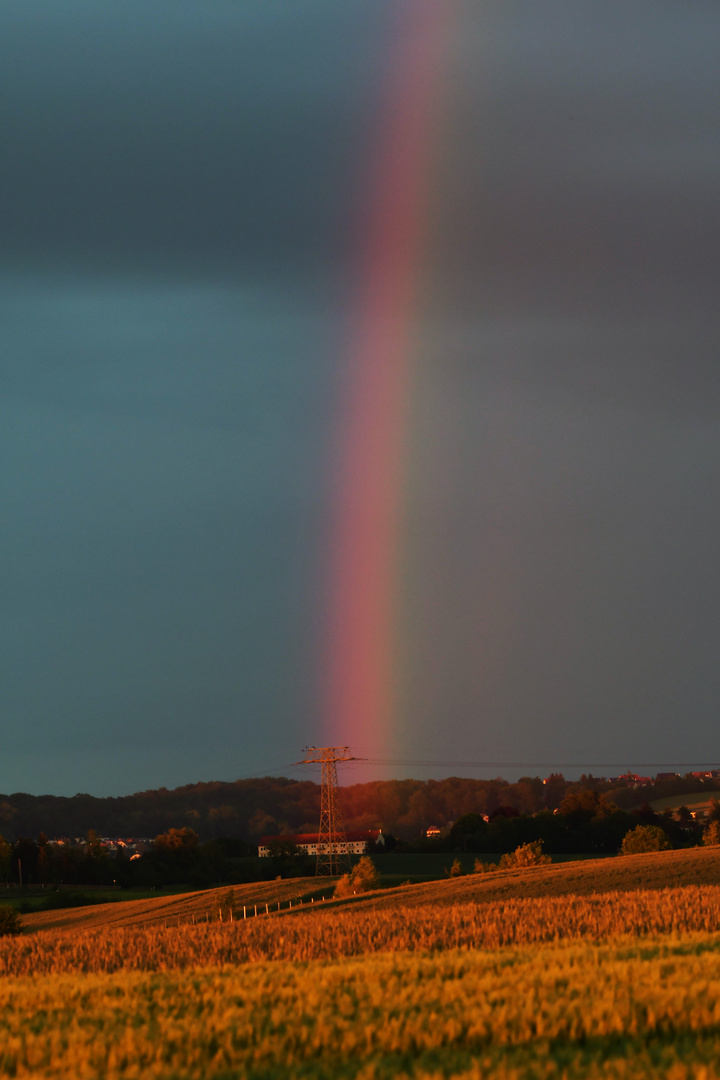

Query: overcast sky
left=2, top=1, right=720, bottom=797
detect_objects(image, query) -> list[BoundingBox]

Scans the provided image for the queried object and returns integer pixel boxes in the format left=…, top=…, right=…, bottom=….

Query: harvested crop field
left=20, top=876, right=326, bottom=933
left=349, top=845, right=720, bottom=911
left=20, top=845, right=720, bottom=934
left=7, top=884, right=720, bottom=975
left=3, top=933, right=720, bottom=1078
left=9, top=849, right=720, bottom=1078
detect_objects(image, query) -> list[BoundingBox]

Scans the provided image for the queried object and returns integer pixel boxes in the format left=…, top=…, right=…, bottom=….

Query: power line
left=297, top=746, right=356, bottom=876
left=357, top=759, right=720, bottom=770
left=236, top=758, right=720, bottom=780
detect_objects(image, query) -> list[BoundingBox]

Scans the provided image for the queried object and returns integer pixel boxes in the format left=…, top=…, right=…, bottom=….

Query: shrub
left=333, top=875, right=353, bottom=898
left=0, top=906, right=21, bottom=937
left=621, top=824, right=671, bottom=855
left=212, top=889, right=237, bottom=920
left=334, top=856, right=379, bottom=898
left=448, top=858, right=464, bottom=877
left=498, top=840, right=551, bottom=870
left=153, top=827, right=199, bottom=852
left=353, top=856, right=380, bottom=890
left=704, top=821, right=720, bottom=847
left=473, top=858, right=497, bottom=874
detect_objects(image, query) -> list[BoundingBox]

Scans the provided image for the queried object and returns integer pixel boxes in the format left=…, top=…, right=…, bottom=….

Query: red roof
left=259, top=830, right=381, bottom=845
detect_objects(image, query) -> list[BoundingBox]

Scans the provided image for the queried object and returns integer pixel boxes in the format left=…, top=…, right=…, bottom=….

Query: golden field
left=5, top=847, right=720, bottom=1078
left=6, top=884, right=720, bottom=974
left=3, top=934, right=720, bottom=1078
left=19, top=843, right=720, bottom=933
left=19, top=875, right=325, bottom=933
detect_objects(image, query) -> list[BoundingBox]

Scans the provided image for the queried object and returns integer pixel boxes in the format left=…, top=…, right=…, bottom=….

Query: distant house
left=617, top=773, right=652, bottom=788
left=425, top=826, right=441, bottom=838
left=258, top=829, right=384, bottom=858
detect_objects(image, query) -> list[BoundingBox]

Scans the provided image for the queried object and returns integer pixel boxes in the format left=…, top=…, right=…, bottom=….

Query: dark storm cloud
left=422, top=0, right=720, bottom=424
left=395, top=0, right=720, bottom=772
left=405, top=363, right=720, bottom=766
left=1, top=0, right=393, bottom=793
left=441, top=0, right=720, bottom=306
left=2, top=0, right=720, bottom=793
left=0, top=0, right=388, bottom=278
left=0, top=279, right=337, bottom=792
left=0, top=277, right=335, bottom=431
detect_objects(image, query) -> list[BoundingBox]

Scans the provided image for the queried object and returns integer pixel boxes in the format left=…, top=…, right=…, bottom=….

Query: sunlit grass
left=6, top=879, right=720, bottom=1077
left=6, top=884, right=720, bottom=974
left=2, top=936, right=720, bottom=1077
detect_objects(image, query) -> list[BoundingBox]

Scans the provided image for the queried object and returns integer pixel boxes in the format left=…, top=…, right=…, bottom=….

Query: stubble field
left=6, top=847, right=720, bottom=1079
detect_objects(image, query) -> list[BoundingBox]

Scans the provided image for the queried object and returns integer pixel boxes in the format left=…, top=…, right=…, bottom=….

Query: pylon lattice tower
left=298, top=746, right=357, bottom=876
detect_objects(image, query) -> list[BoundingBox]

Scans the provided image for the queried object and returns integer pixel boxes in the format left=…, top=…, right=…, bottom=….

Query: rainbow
left=322, top=5, right=455, bottom=758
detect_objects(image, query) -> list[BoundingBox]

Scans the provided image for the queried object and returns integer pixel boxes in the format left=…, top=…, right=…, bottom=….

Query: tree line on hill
left=0, top=772, right=717, bottom=844
left=441, top=791, right=720, bottom=858
left=0, top=828, right=262, bottom=893
left=1, top=794, right=718, bottom=893
left=1, top=793, right=719, bottom=895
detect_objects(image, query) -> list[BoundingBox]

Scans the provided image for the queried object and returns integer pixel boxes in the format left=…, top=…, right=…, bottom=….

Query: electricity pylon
left=298, top=746, right=357, bottom=876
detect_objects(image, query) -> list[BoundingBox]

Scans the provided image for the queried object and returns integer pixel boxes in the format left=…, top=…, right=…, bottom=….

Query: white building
left=258, top=829, right=384, bottom=858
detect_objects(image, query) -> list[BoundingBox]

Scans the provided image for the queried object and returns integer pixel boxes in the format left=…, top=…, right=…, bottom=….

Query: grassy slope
left=20, top=876, right=330, bottom=933
left=320, top=844, right=720, bottom=913
left=20, top=845, right=720, bottom=933
left=649, top=791, right=714, bottom=813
